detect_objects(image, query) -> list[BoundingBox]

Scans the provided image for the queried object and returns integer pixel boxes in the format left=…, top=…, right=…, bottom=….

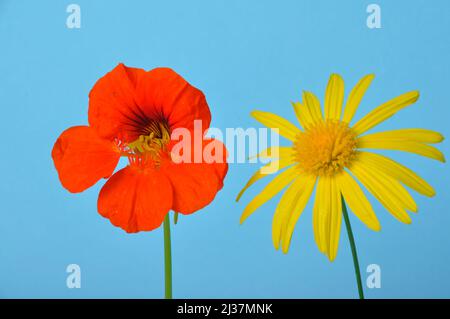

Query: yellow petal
left=352, top=91, right=419, bottom=135
left=239, top=166, right=299, bottom=223
left=272, top=179, right=301, bottom=250
left=272, top=174, right=315, bottom=250
left=325, top=74, right=345, bottom=121
left=313, top=176, right=330, bottom=254
left=236, top=155, right=295, bottom=202
left=249, top=146, right=294, bottom=160
left=251, top=110, right=301, bottom=141
left=335, top=170, right=380, bottom=231
left=291, top=101, right=311, bottom=130
left=349, top=161, right=412, bottom=224
left=356, top=159, right=418, bottom=213
left=357, top=137, right=445, bottom=162
left=280, top=174, right=316, bottom=253
left=358, top=129, right=444, bottom=144
left=292, top=92, right=324, bottom=130
left=327, top=177, right=342, bottom=261
left=303, top=91, right=324, bottom=124
left=342, top=74, right=375, bottom=124
left=357, top=151, right=435, bottom=197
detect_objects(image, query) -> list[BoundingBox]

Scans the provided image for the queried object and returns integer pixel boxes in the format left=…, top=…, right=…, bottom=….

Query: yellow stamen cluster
left=127, top=120, right=170, bottom=164
left=294, top=121, right=357, bottom=176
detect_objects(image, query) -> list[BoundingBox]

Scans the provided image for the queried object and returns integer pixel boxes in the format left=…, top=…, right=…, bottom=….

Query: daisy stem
left=341, top=196, right=364, bottom=299
left=163, top=214, right=172, bottom=299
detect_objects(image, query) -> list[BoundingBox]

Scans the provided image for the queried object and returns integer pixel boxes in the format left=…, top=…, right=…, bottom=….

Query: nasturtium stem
left=341, top=196, right=364, bottom=299
left=163, top=214, right=172, bottom=299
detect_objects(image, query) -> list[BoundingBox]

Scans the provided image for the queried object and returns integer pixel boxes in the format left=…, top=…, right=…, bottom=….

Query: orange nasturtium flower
left=237, top=74, right=444, bottom=298
left=52, top=63, right=227, bottom=298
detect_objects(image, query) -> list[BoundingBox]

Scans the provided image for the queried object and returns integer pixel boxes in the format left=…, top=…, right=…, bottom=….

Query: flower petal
left=335, top=170, right=380, bottom=231
left=352, top=91, right=419, bottom=135
left=88, top=64, right=146, bottom=141
left=313, top=176, right=330, bottom=254
left=303, top=91, right=324, bottom=124
left=349, top=161, right=413, bottom=224
left=342, top=74, right=374, bottom=124
left=251, top=111, right=301, bottom=141
left=250, top=146, right=294, bottom=161
left=272, top=174, right=315, bottom=250
left=358, top=129, right=444, bottom=144
left=327, top=177, right=342, bottom=261
left=239, top=166, right=299, bottom=223
left=135, top=67, right=211, bottom=133
left=357, top=151, right=435, bottom=197
left=163, top=138, right=228, bottom=214
left=280, top=174, right=316, bottom=254
left=355, top=159, right=418, bottom=213
left=291, top=101, right=310, bottom=129
left=357, top=137, right=445, bottom=162
left=52, top=126, right=120, bottom=193
left=97, top=166, right=173, bottom=233
left=272, top=177, right=302, bottom=250
left=88, top=63, right=211, bottom=141
left=291, top=92, right=323, bottom=130
left=236, top=155, right=295, bottom=202
left=324, top=74, right=345, bottom=121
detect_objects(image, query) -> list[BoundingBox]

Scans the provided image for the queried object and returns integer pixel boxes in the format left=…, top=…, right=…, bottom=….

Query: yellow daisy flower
left=237, top=74, right=445, bottom=263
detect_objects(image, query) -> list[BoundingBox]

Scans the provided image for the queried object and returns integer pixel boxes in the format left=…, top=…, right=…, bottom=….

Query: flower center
left=125, top=120, right=171, bottom=166
left=294, top=120, right=357, bottom=176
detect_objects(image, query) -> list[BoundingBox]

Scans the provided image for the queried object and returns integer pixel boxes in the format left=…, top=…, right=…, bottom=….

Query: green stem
left=341, top=196, right=364, bottom=299
left=163, top=214, right=172, bottom=299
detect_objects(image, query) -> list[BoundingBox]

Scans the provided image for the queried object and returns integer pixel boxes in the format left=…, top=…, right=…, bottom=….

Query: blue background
left=0, top=0, right=449, bottom=298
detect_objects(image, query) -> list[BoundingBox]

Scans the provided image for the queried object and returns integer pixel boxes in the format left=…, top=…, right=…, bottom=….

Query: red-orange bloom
left=52, top=64, right=228, bottom=233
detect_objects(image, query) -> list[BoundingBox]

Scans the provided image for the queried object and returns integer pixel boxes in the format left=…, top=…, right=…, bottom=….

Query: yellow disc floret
left=294, top=120, right=357, bottom=176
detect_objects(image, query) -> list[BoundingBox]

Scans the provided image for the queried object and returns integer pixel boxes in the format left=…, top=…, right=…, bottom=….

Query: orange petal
left=51, top=126, right=120, bottom=193
left=135, top=67, right=211, bottom=133
left=88, top=63, right=211, bottom=141
left=163, top=138, right=228, bottom=214
left=97, top=166, right=173, bottom=233
left=88, top=63, right=145, bottom=141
